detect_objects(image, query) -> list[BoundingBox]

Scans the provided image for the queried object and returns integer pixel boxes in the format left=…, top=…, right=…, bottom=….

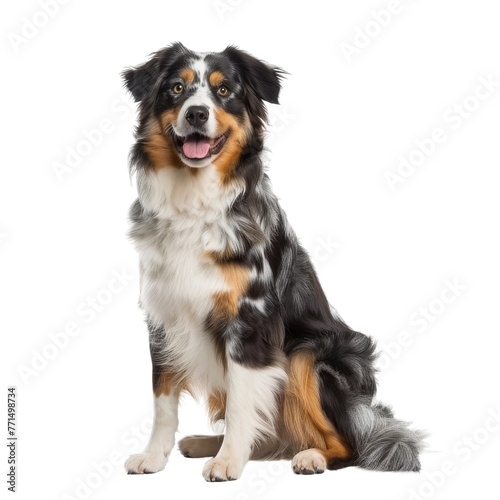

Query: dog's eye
left=173, top=83, right=184, bottom=94
left=218, top=86, right=229, bottom=97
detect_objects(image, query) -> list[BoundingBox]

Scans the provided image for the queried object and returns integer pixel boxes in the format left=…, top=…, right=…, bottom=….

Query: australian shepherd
left=122, top=43, right=424, bottom=481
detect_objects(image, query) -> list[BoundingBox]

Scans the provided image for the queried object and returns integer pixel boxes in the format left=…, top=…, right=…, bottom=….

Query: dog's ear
left=122, top=57, right=160, bottom=102
left=223, top=46, right=285, bottom=105
left=122, top=43, right=188, bottom=102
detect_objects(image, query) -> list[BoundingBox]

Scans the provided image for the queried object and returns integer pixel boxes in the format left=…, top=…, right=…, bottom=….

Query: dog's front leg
left=125, top=323, right=181, bottom=474
left=125, top=368, right=180, bottom=474
left=202, top=353, right=287, bottom=481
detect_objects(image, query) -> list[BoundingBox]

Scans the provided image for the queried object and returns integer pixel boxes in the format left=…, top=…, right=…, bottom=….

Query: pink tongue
left=183, top=137, right=211, bottom=159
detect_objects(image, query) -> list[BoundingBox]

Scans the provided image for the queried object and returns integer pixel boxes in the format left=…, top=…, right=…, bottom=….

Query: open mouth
left=169, top=129, right=230, bottom=161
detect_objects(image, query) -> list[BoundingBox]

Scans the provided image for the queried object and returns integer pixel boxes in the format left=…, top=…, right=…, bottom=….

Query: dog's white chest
left=139, top=214, right=226, bottom=325
left=136, top=212, right=232, bottom=390
left=131, top=166, right=245, bottom=389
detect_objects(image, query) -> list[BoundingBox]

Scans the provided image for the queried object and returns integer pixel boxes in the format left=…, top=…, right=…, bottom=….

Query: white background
left=2, top=1, right=500, bottom=499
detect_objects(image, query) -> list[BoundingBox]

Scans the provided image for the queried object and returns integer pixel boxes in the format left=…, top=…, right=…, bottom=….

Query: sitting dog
left=122, top=43, right=424, bottom=481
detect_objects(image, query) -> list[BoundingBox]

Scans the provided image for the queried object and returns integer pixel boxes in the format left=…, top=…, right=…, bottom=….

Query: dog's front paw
left=202, top=456, right=243, bottom=482
left=125, top=452, right=168, bottom=474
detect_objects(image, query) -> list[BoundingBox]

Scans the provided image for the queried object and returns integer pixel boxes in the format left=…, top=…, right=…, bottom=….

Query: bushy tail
left=309, top=329, right=425, bottom=472
left=347, top=401, right=425, bottom=471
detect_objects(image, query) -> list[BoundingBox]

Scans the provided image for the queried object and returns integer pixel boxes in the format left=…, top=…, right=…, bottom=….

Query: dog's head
left=123, top=43, right=284, bottom=178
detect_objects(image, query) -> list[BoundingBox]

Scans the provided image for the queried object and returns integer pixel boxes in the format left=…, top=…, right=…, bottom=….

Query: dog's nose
left=185, top=106, right=209, bottom=127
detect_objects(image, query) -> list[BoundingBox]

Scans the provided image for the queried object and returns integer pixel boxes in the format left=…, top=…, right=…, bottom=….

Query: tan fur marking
left=153, top=367, right=190, bottom=397
left=153, top=369, right=173, bottom=397
left=158, top=108, right=181, bottom=135
left=144, top=134, right=183, bottom=171
left=144, top=112, right=184, bottom=171
left=213, top=109, right=251, bottom=184
left=283, top=351, right=352, bottom=461
left=180, top=67, right=195, bottom=85
left=205, top=252, right=249, bottom=371
left=205, top=250, right=250, bottom=320
left=212, top=262, right=249, bottom=320
left=206, top=247, right=235, bottom=263
left=209, top=70, right=225, bottom=87
left=207, top=390, right=227, bottom=424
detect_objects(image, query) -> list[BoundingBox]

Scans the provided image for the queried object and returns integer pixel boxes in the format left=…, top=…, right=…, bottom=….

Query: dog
left=122, top=42, right=424, bottom=481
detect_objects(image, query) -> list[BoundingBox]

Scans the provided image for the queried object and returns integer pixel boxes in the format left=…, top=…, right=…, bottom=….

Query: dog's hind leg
left=284, top=350, right=353, bottom=474
left=179, top=435, right=223, bottom=458
left=314, top=331, right=424, bottom=471
left=179, top=434, right=292, bottom=460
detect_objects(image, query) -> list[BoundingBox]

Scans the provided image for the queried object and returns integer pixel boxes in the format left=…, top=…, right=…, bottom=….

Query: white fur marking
left=202, top=353, right=287, bottom=481
left=292, top=449, right=327, bottom=474
left=174, top=58, right=218, bottom=139
left=125, top=394, right=179, bottom=474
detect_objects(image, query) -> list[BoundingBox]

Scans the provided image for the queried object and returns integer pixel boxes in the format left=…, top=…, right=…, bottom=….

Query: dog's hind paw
left=292, top=449, right=327, bottom=475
